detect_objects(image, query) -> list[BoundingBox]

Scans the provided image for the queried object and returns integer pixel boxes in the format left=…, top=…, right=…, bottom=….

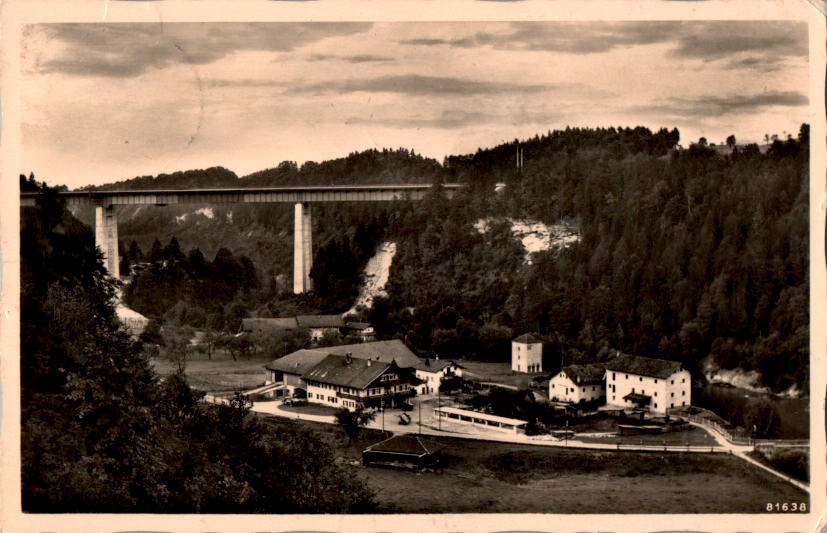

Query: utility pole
left=381, top=395, right=385, bottom=434
left=418, top=395, right=422, bottom=435
left=438, top=385, right=441, bottom=431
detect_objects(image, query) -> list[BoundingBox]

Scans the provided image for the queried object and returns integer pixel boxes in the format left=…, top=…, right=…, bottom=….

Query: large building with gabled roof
left=263, top=340, right=425, bottom=402
left=302, top=354, right=419, bottom=410
left=604, top=353, right=691, bottom=415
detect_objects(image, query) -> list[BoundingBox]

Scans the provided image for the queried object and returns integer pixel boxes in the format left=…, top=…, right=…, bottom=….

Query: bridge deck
left=20, top=183, right=463, bottom=207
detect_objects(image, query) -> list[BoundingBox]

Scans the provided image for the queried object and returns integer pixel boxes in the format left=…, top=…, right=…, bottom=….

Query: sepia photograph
left=2, top=1, right=824, bottom=531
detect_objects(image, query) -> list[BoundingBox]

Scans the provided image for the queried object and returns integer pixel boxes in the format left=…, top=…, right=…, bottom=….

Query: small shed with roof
left=512, top=333, right=543, bottom=373
left=362, top=434, right=445, bottom=469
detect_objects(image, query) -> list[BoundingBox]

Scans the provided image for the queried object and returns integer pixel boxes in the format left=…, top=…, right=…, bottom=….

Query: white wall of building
left=512, top=341, right=542, bottom=373
left=605, top=369, right=691, bottom=414
left=549, top=373, right=605, bottom=403
left=415, top=364, right=463, bottom=395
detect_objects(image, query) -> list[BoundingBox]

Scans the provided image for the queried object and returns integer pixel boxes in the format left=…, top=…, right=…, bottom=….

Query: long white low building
left=434, top=406, right=527, bottom=433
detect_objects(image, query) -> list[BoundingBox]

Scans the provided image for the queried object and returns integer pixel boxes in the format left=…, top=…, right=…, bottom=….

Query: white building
left=604, top=353, right=691, bottom=415
left=549, top=364, right=606, bottom=404
left=302, top=354, right=419, bottom=411
left=512, top=333, right=543, bottom=373
left=413, top=358, right=464, bottom=395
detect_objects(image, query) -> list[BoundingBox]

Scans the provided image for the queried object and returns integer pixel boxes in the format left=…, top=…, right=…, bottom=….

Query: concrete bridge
left=21, top=183, right=463, bottom=293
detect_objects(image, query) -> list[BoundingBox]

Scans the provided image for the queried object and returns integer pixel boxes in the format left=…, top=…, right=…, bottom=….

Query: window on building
left=655, top=379, right=658, bottom=384
left=671, top=392, right=675, bottom=397
left=671, top=380, right=674, bottom=384
left=682, top=378, right=685, bottom=383
left=612, top=395, right=615, bottom=401
left=654, top=403, right=657, bottom=408
left=682, top=391, right=686, bottom=396
left=625, top=374, right=628, bottom=379
left=639, top=377, right=643, bottom=381
left=582, top=387, right=585, bottom=392
left=682, top=401, right=685, bottom=406
left=612, top=372, right=616, bottom=380
left=671, top=403, right=674, bottom=408
left=632, top=388, right=635, bottom=393
left=654, top=392, right=657, bottom=397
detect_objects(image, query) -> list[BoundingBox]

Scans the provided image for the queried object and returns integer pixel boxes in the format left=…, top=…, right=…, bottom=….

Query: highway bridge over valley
left=21, top=183, right=463, bottom=293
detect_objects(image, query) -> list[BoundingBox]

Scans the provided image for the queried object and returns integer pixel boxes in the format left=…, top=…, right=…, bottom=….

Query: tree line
left=369, top=126, right=809, bottom=393
left=20, top=182, right=375, bottom=512
left=26, top=124, right=810, bottom=393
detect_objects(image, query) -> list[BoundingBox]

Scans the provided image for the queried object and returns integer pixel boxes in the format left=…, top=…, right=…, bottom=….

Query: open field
left=151, top=350, right=270, bottom=392
left=575, top=426, right=718, bottom=446
left=457, top=360, right=544, bottom=389
left=257, top=414, right=807, bottom=514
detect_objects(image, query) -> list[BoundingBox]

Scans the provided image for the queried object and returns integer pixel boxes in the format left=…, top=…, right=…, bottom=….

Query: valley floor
left=260, top=417, right=808, bottom=514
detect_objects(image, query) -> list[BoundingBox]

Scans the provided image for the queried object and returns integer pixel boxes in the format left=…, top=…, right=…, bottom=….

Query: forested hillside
left=42, top=125, right=808, bottom=393
left=20, top=182, right=375, bottom=512
left=373, top=126, right=809, bottom=393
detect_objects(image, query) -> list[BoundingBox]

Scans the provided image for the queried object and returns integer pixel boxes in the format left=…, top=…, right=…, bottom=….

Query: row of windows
left=628, top=389, right=687, bottom=398
left=314, top=382, right=358, bottom=395
left=313, top=393, right=341, bottom=404
left=551, top=384, right=598, bottom=393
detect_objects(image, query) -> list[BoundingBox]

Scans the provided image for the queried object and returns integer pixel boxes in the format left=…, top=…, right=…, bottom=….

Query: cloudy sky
left=21, top=21, right=809, bottom=189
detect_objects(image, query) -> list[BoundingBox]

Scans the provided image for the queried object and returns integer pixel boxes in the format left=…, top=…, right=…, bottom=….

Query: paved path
left=688, top=421, right=809, bottom=491
left=211, top=394, right=807, bottom=491
left=244, top=397, right=725, bottom=453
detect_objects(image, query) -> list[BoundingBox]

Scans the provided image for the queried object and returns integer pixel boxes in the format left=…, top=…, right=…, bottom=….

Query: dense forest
left=30, top=125, right=809, bottom=393
left=20, top=182, right=375, bottom=512
left=372, top=126, right=809, bottom=393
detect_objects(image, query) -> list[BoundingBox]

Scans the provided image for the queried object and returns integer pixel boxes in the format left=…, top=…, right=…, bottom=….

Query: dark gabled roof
left=413, top=359, right=462, bottom=373
left=296, top=315, right=345, bottom=328
left=242, top=317, right=298, bottom=331
left=513, top=333, right=541, bottom=344
left=562, top=364, right=606, bottom=385
left=302, top=354, right=394, bottom=389
left=264, top=349, right=330, bottom=375
left=606, top=353, right=684, bottom=379
left=323, top=340, right=422, bottom=368
left=364, top=434, right=444, bottom=456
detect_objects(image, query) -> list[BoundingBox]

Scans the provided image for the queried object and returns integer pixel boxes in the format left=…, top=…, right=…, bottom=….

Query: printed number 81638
left=766, top=502, right=806, bottom=512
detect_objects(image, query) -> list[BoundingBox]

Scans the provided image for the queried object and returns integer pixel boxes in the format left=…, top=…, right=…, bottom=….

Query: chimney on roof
left=367, top=358, right=372, bottom=367
left=425, top=358, right=431, bottom=367
left=345, top=352, right=352, bottom=365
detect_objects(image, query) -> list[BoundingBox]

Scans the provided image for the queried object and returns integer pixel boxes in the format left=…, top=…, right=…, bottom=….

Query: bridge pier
left=94, top=204, right=120, bottom=279
left=293, top=202, right=313, bottom=294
